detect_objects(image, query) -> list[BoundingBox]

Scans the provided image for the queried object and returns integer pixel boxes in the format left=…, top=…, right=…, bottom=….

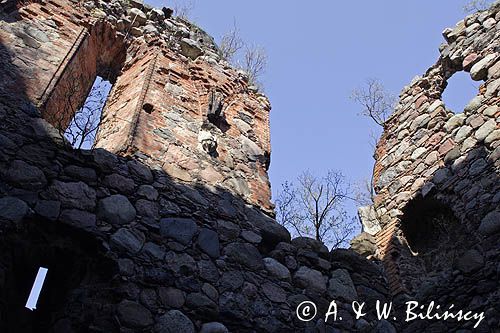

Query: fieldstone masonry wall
left=362, top=2, right=500, bottom=331
left=0, top=0, right=392, bottom=332
left=1, top=0, right=273, bottom=212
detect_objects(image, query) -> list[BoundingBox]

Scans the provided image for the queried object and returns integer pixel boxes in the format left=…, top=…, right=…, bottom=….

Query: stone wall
left=0, top=0, right=391, bottom=332
left=0, top=115, right=390, bottom=331
left=365, top=2, right=500, bottom=331
left=1, top=0, right=499, bottom=331
left=0, top=0, right=273, bottom=212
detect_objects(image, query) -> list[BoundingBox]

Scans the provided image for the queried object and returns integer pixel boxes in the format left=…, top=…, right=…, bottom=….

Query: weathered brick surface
left=1, top=0, right=273, bottom=212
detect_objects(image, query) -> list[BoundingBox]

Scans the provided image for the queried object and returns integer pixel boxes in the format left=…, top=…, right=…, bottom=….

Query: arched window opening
left=39, top=21, right=126, bottom=150
left=63, top=76, right=112, bottom=149
left=401, top=197, right=459, bottom=252
left=399, top=197, right=471, bottom=274
left=441, top=71, right=481, bottom=114
left=397, top=196, right=475, bottom=292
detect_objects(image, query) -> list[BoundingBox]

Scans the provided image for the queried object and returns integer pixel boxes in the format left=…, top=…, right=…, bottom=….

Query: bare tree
left=350, top=78, right=397, bottom=128
left=349, top=78, right=396, bottom=207
left=463, top=0, right=492, bottom=12
left=275, top=170, right=356, bottom=249
left=275, top=181, right=300, bottom=229
left=241, top=44, right=267, bottom=89
left=219, top=20, right=244, bottom=62
left=218, top=21, right=268, bottom=90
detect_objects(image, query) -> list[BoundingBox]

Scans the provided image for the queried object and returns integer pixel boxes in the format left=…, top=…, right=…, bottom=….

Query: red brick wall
left=0, top=0, right=273, bottom=211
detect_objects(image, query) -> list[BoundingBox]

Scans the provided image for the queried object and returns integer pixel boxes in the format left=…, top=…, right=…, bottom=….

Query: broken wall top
left=370, top=2, right=500, bottom=296
left=0, top=0, right=274, bottom=211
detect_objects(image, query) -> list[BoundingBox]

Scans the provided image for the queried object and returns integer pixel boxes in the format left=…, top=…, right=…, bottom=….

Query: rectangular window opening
left=63, top=76, right=112, bottom=150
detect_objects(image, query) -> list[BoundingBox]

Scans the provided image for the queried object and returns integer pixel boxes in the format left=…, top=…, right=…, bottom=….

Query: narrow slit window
left=64, top=76, right=112, bottom=150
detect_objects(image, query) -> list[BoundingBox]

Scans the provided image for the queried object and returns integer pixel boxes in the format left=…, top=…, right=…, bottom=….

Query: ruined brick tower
left=0, top=1, right=391, bottom=331
left=1, top=0, right=273, bottom=212
left=355, top=3, right=500, bottom=330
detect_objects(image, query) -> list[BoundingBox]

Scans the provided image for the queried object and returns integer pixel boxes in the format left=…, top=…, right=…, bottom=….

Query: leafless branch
left=241, top=44, right=267, bottom=89
left=48, top=68, right=110, bottom=150
left=218, top=21, right=268, bottom=91
left=353, top=178, right=375, bottom=206
left=463, top=0, right=492, bottom=13
left=351, top=78, right=397, bottom=128
left=62, top=76, right=109, bottom=149
left=172, top=0, right=195, bottom=20
left=219, top=20, right=244, bottom=62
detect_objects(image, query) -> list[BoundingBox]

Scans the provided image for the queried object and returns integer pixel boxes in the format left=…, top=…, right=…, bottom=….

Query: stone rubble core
left=0, top=0, right=498, bottom=333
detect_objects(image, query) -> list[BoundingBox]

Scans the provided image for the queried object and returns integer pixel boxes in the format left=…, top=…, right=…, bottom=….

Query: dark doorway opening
left=399, top=196, right=473, bottom=280
left=400, top=197, right=459, bottom=253
left=0, top=219, right=117, bottom=332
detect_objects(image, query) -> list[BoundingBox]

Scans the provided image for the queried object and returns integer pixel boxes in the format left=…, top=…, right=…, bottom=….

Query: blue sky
left=28, top=0, right=484, bottom=305
left=147, top=0, right=480, bottom=219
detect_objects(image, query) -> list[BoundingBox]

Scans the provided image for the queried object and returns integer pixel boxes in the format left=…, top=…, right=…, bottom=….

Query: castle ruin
left=0, top=0, right=498, bottom=332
